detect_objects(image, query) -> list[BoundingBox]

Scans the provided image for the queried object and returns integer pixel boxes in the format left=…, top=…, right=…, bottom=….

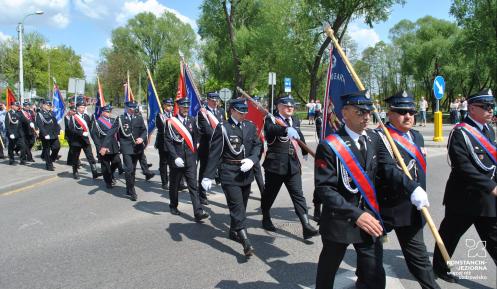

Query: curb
left=0, top=169, right=69, bottom=195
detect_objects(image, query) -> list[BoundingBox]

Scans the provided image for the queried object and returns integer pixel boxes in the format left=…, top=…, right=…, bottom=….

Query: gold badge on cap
left=402, top=91, right=408, bottom=97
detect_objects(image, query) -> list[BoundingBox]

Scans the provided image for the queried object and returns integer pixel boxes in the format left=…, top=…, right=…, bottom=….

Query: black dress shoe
left=147, top=163, right=153, bottom=168
left=126, top=190, right=137, bottom=201
left=145, top=172, right=154, bottom=181
left=434, top=270, right=458, bottom=283
left=179, top=184, right=188, bottom=191
left=262, top=218, right=277, bottom=232
left=200, top=198, right=209, bottom=205
left=9, top=160, right=15, bottom=165
left=73, top=172, right=80, bottom=180
left=20, top=160, right=26, bottom=165
left=47, top=165, right=55, bottom=171
left=170, top=207, right=181, bottom=215
left=194, top=211, right=210, bottom=222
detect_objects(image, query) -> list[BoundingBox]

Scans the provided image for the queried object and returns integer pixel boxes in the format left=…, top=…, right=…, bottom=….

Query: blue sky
left=0, top=0, right=453, bottom=82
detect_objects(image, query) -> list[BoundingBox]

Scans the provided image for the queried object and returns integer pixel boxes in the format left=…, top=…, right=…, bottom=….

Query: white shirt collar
left=468, top=115, right=487, bottom=131
left=344, top=125, right=368, bottom=149
left=178, top=114, right=186, bottom=123
left=231, top=116, right=240, bottom=126
left=207, top=105, right=217, bottom=112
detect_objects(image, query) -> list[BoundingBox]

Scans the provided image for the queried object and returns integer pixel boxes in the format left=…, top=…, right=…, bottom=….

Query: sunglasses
left=392, top=109, right=417, bottom=116
left=472, top=103, right=495, bottom=111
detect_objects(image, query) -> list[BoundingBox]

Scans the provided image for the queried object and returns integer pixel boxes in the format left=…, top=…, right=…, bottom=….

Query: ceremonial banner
left=53, top=84, right=65, bottom=123
left=94, top=77, right=106, bottom=118
left=147, top=71, right=163, bottom=134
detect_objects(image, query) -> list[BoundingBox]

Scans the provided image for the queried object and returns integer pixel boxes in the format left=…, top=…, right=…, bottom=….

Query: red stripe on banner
left=456, top=123, right=497, bottom=164
left=168, top=117, right=195, bottom=152
left=386, top=126, right=426, bottom=173
left=325, top=134, right=380, bottom=213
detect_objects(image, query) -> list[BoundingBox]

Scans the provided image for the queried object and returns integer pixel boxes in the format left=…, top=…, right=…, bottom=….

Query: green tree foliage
left=98, top=12, right=197, bottom=105
left=0, top=32, right=84, bottom=100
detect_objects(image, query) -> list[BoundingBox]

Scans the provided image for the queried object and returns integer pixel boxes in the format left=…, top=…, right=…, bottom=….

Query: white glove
left=303, top=155, right=308, bottom=161
left=29, top=122, right=35, bottom=129
left=9, top=134, right=14, bottom=139
left=240, top=158, right=254, bottom=172
left=44, top=135, right=50, bottom=140
left=82, top=132, right=89, bottom=137
left=174, top=157, right=185, bottom=168
left=201, top=178, right=213, bottom=192
left=287, top=127, right=300, bottom=140
left=410, top=186, right=430, bottom=210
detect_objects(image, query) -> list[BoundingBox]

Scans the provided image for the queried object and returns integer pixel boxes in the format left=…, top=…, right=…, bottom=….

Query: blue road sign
left=284, top=77, right=291, bottom=93
left=433, top=76, right=445, bottom=100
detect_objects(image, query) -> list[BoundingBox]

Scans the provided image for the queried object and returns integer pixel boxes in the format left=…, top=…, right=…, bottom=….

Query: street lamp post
left=18, top=10, right=44, bottom=103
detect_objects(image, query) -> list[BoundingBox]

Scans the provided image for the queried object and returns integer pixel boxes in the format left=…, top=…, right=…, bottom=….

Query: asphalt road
left=0, top=124, right=495, bottom=289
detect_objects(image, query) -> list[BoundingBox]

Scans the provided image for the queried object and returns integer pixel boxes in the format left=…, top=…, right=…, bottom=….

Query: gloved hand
left=29, top=122, right=35, bottom=129
left=303, top=155, right=308, bottom=161
left=287, top=127, right=300, bottom=140
left=240, top=158, right=254, bottom=172
left=9, top=134, right=14, bottom=139
left=44, top=135, right=50, bottom=140
left=82, top=132, right=89, bottom=137
left=410, top=186, right=429, bottom=210
left=174, top=157, right=185, bottom=168
left=201, top=178, right=213, bottom=192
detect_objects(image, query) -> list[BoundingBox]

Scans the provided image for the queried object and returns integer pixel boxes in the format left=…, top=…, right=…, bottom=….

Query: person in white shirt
left=306, top=100, right=316, bottom=124
left=418, top=97, right=428, bottom=126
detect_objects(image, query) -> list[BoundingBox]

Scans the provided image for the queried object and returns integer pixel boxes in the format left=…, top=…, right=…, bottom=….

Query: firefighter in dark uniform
left=433, top=89, right=497, bottom=283
left=155, top=98, right=174, bottom=189
left=376, top=91, right=439, bottom=289
left=201, top=98, right=261, bottom=256
left=35, top=99, right=61, bottom=171
left=197, top=92, right=225, bottom=205
left=5, top=101, right=27, bottom=165
left=91, top=104, right=121, bottom=189
left=133, top=107, right=154, bottom=181
left=164, top=98, right=209, bottom=222
left=68, top=101, right=100, bottom=180
left=20, top=101, right=37, bottom=162
left=314, top=91, right=387, bottom=289
left=260, top=95, right=318, bottom=240
left=64, top=105, right=76, bottom=166
left=101, top=101, right=147, bottom=201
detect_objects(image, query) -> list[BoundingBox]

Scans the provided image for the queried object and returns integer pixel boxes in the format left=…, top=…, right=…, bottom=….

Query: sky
left=0, top=0, right=454, bottom=83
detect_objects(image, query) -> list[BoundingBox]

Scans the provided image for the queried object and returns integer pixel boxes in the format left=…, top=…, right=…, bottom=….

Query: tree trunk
left=223, top=0, right=244, bottom=90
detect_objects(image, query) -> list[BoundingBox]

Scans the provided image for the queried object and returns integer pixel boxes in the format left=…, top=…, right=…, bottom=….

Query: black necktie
left=285, top=118, right=291, bottom=126
left=482, top=126, right=490, bottom=138
left=358, top=135, right=367, bottom=160
left=183, top=118, right=188, bottom=126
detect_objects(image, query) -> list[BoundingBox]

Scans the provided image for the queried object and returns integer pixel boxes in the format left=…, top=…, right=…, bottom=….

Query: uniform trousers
left=168, top=163, right=202, bottom=215
left=253, top=161, right=264, bottom=194
left=197, top=153, right=209, bottom=201
left=394, top=224, right=440, bottom=289
left=316, top=238, right=385, bottom=289
left=70, top=144, right=97, bottom=166
left=101, top=153, right=121, bottom=185
left=41, top=139, right=60, bottom=167
left=261, top=170, right=307, bottom=217
left=158, top=149, right=169, bottom=185
left=8, top=137, right=27, bottom=161
left=122, top=153, right=141, bottom=190
left=433, top=213, right=497, bottom=272
left=24, top=135, right=35, bottom=160
left=222, top=184, right=251, bottom=231
left=139, top=152, right=152, bottom=175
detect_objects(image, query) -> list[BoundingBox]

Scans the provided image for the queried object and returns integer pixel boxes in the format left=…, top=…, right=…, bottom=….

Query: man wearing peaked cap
left=375, top=91, right=440, bottom=289
left=20, top=100, right=37, bottom=162
left=164, top=97, right=209, bottom=221
left=64, top=104, right=77, bottom=166
left=5, top=101, right=28, bottom=165
left=197, top=91, right=226, bottom=205
left=68, top=100, right=101, bottom=180
left=201, top=97, right=261, bottom=256
left=433, top=88, right=497, bottom=283
left=155, top=98, right=174, bottom=189
left=315, top=90, right=388, bottom=289
left=261, top=94, right=319, bottom=240
left=35, top=99, right=61, bottom=171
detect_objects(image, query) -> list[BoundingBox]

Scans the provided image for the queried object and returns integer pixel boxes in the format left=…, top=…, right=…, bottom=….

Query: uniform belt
left=268, top=147, right=295, bottom=155
left=224, top=159, right=243, bottom=165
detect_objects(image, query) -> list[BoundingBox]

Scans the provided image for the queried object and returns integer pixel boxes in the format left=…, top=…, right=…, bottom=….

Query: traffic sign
left=219, top=88, right=232, bottom=101
left=284, top=77, right=291, bottom=93
left=433, top=76, right=445, bottom=100
left=268, top=72, right=276, bottom=85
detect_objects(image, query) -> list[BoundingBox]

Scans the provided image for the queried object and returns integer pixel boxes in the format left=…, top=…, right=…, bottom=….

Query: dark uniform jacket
left=204, top=117, right=262, bottom=186
left=91, top=116, right=119, bottom=154
left=164, top=115, right=198, bottom=168
left=315, top=127, right=386, bottom=244
left=263, top=113, right=308, bottom=175
left=64, top=114, right=73, bottom=142
left=197, top=106, right=225, bottom=158
left=103, top=113, right=148, bottom=155
left=154, top=111, right=172, bottom=152
left=444, top=117, right=497, bottom=217
left=5, top=110, right=27, bottom=139
left=68, top=113, right=92, bottom=147
left=35, top=110, right=60, bottom=139
left=19, top=109, right=36, bottom=140
left=376, top=125, right=425, bottom=231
